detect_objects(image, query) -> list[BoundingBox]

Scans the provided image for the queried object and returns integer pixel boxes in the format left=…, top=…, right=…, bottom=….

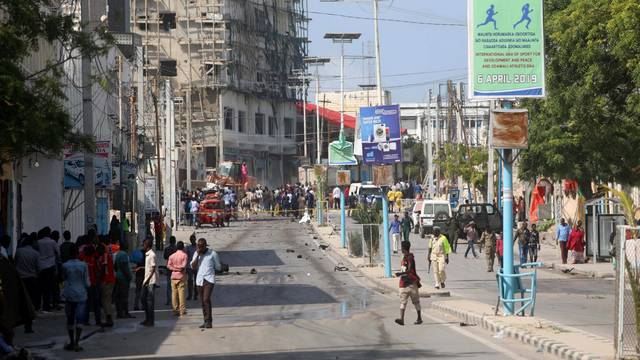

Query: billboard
left=468, top=0, right=545, bottom=98
left=359, top=105, right=403, bottom=165
left=144, top=177, right=158, bottom=213
left=63, top=141, right=112, bottom=189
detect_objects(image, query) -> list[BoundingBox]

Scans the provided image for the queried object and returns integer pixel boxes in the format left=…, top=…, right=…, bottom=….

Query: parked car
left=419, top=200, right=453, bottom=238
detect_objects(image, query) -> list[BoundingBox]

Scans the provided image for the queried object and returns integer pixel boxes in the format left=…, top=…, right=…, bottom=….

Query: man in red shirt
left=100, top=237, right=116, bottom=327
left=167, top=241, right=188, bottom=316
left=394, top=241, right=422, bottom=326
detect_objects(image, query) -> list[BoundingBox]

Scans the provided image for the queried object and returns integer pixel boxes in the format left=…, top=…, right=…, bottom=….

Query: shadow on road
left=219, top=250, right=285, bottom=267
left=214, top=284, right=336, bottom=307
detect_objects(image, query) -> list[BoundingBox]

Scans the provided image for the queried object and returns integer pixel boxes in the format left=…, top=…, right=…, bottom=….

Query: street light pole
left=373, top=0, right=383, bottom=105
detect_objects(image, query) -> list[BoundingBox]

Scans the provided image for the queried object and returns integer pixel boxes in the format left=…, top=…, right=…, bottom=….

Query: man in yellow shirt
left=387, top=189, right=396, bottom=212
left=394, top=189, right=403, bottom=212
left=428, top=227, right=451, bottom=290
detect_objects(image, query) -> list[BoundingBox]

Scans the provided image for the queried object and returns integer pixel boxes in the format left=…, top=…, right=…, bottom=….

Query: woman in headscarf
left=567, top=220, right=585, bottom=264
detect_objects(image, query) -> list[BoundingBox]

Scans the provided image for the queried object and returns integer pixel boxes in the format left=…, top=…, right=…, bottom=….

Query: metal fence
left=615, top=225, right=640, bottom=359
left=347, top=224, right=381, bottom=266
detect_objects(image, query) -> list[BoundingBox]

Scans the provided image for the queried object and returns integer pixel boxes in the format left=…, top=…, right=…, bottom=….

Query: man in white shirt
left=190, top=238, right=221, bottom=329
left=332, top=186, right=341, bottom=210
left=141, top=238, right=157, bottom=327
left=189, top=199, right=199, bottom=226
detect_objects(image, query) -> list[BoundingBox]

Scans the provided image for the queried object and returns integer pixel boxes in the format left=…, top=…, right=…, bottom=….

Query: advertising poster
left=467, top=0, right=545, bottom=98
left=144, top=177, right=158, bottom=213
left=63, top=142, right=112, bottom=189
left=359, top=105, right=403, bottom=165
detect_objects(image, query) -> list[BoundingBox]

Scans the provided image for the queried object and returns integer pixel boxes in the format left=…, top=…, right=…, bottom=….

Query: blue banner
left=359, top=105, right=403, bottom=165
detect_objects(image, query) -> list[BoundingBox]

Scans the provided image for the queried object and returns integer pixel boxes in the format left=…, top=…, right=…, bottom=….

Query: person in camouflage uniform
left=480, top=227, right=496, bottom=272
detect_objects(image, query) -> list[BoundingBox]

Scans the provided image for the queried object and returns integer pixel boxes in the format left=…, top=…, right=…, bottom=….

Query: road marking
left=422, top=312, right=531, bottom=360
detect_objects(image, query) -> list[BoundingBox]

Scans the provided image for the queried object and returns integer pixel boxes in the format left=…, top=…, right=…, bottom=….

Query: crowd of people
left=0, top=218, right=225, bottom=356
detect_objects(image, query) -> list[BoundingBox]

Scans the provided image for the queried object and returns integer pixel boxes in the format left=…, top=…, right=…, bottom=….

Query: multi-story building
left=132, top=0, right=308, bottom=187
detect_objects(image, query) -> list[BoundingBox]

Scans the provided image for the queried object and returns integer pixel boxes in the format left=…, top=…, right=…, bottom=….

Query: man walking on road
left=390, top=215, right=402, bottom=254
left=463, top=221, right=479, bottom=259
left=163, top=237, right=177, bottom=306
left=428, top=227, right=451, bottom=289
left=394, top=241, right=422, bottom=326
left=167, top=241, right=188, bottom=316
left=191, top=238, right=221, bottom=329
left=141, top=239, right=157, bottom=327
left=401, top=211, right=414, bottom=244
left=515, top=221, right=531, bottom=264
left=480, top=228, right=496, bottom=272
left=529, top=223, right=540, bottom=263
left=186, top=234, right=198, bottom=301
left=556, top=218, right=571, bottom=264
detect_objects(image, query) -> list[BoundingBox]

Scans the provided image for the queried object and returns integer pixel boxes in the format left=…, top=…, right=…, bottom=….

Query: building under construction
left=132, top=0, right=308, bottom=187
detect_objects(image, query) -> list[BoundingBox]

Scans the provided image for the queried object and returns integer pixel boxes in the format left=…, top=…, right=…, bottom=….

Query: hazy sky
left=307, top=0, right=469, bottom=104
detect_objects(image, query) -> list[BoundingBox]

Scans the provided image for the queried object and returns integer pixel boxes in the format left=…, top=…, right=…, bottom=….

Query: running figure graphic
left=513, top=3, right=533, bottom=29
left=477, top=4, right=498, bottom=30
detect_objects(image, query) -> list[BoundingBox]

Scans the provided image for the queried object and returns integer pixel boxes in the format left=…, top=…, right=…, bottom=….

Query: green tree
left=435, top=143, right=488, bottom=197
left=519, top=0, right=640, bottom=197
left=0, top=0, right=112, bottom=169
left=402, top=136, right=426, bottom=182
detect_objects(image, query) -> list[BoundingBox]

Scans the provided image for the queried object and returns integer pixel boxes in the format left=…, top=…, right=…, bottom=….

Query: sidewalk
left=311, top=210, right=615, bottom=360
left=536, top=236, right=615, bottom=278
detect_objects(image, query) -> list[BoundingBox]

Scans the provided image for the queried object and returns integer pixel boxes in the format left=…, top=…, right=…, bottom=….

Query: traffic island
left=308, top=221, right=450, bottom=298
left=431, top=299, right=613, bottom=360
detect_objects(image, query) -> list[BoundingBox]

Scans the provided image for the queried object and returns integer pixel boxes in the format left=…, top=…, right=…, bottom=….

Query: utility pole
left=186, top=0, right=193, bottom=191
left=303, top=83, right=308, bottom=159
left=455, top=82, right=464, bottom=192
left=315, top=69, right=321, bottom=164
left=372, top=0, right=383, bottom=105
left=117, top=56, right=125, bottom=245
left=487, top=101, right=495, bottom=205
left=426, top=89, right=433, bottom=198
left=81, top=0, right=95, bottom=232
left=151, top=81, right=163, bottom=211
left=164, top=80, right=172, bottom=223
left=435, top=94, right=441, bottom=197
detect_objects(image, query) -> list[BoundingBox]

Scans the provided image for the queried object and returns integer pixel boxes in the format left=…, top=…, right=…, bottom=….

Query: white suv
left=419, top=200, right=452, bottom=238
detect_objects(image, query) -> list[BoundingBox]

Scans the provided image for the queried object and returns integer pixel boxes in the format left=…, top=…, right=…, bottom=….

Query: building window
left=238, top=111, right=246, bottom=133
left=284, top=117, right=294, bottom=139
left=268, top=116, right=277, bottom=137
left=255, top=113, right=265, bottom=135
left=205, top=146, right=217, bottom=168
left=224, top=107, right=234, bottom=130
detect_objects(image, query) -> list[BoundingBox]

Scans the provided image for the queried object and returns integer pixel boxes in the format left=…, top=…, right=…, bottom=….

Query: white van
left=419, top=200, right=452, bottom=238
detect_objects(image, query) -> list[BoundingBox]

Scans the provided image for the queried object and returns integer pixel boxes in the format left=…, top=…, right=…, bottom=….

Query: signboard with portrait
left=360, top=105, right=403, bottom=165
left=491, top=109, right=529, bottom=149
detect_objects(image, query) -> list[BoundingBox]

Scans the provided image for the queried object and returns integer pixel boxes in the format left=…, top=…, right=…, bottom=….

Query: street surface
left=18, top=216, right=550, bottom=359
left=326, top=210, right=615, bottom=340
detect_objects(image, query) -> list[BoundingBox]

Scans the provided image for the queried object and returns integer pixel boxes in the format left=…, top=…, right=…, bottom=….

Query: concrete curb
left=431, top=301, right=607, bottom=360
left=308, top=221, right=451, bottom=298
left=546, top=263, right=615, bottom=279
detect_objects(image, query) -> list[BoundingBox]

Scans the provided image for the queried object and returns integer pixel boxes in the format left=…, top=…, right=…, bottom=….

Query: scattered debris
left=311, top=249, right=316, bottom=251
left=287, top=274, right=292, bottom=278
left=561, top=267, right=575, bottom=274
left=304, top=243, right=309, bottom=246
left=286, top=249, right=295, bottom=253
left=493, top=330, right=505, bottom=339
left=334, top=265, right=349, bottom=272
left=306, top=272, right=311, bottom=276
left=313, top=236, right=318, bottom=240
left=236, top=271, right=241, bottom=275
left=297, top=255, right=303, bottom=259
left=250, top=268, right=257, bottom=274
left=319, top=244, right=329, bottom=250
left=459, top=322, right=476, bottom=327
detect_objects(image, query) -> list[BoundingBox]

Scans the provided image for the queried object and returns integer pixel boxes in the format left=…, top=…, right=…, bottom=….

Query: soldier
left=480, top=227, right=496, bottom=272
left=428, top=227, right=451, bottom=290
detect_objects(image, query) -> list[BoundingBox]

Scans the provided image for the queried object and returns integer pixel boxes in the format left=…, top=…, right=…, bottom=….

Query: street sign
left=360, top=105, right=403, bottom=165
left=467, top=0, right=545, bottom=99
left=491, top=109, right=529, bottom=149
left=336, top=170, right=351, bottom=186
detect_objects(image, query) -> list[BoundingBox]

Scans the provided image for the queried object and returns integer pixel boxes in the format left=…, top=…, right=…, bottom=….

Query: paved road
left=20, top=217, right=552, bottom=359
left=326, top=210, right=615, bottom=340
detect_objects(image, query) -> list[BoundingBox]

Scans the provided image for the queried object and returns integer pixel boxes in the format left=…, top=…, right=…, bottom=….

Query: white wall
left=21, top=157, right=64, bottom=234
